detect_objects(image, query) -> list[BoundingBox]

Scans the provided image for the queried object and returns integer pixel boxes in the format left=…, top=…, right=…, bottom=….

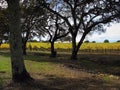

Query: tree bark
left=22, top=28, right=31, bottom=55
left=71, top=33, right=87, bottom=60
left=76, top=33, right=87, bottom=53
left=22, top=42, right=27, bottom=55
left=7, top=0, right=32, bottom=82
left=71, top=35, right=77, bottom=60
left=50, top=41, right=56, bottom=57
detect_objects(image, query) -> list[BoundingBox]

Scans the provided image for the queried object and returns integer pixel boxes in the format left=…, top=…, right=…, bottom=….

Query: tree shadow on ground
left=23, top=52, right=120, bottom=76
left=3, top=75, right=120, bottom=90
left=1, top=52, right=120, bottom=76
left=1, top=52, right=120, bottom=90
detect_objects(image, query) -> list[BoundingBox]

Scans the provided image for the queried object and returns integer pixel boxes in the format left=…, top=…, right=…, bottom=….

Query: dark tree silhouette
left=41, top=13, right=69, bottom=57
left=117, top=40, right=120, bottom=42
left=21, top=0, right=47, bottom=55
left=104, top=39, right=109, bottom=43
left=84, top=40, right=90, bottom=43
left=0, top=7, right=9, bottom=44
left=39, top=0, right=120, bottom=60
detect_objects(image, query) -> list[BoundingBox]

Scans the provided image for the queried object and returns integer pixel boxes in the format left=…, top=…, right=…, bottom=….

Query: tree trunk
left=22, top=28, right=30, bottom=55
left=76, top=33, right=87, bottom=54
left=22, top=42, right=27, bottom=55
left=71, top=33, right=87, bottom=60
left=71, top=35, right=77, bottom=60
left=50, top=41, right=56, bottom=57
left=7, top=0, right=32, bottom=82
left=71, top=50, right=78, bottom=60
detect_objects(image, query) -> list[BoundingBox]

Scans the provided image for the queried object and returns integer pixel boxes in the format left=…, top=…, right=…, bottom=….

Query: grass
left=0, top=52, right=120, bottom=89
left=0, top=55, right=11, bottom=89
left=0, top=55, right=11, bottom=76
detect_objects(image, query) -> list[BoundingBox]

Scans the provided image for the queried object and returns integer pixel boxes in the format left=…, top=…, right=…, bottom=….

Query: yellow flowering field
left=0, top=43, right=10, bottom=49
left=80, top=43, right=120, bottom=50
left=0, top=42, right=120, bottom=51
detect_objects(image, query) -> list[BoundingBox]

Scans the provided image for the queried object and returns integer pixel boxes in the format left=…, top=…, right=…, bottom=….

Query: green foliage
left=0, top=8, right=9, bottom=44
left=84, top=40, right=90, bottom=43
left=117, top=40, right=120, bottom=42
left=92, top=41, right=96, bottom=43
left=104, top=39, right=109, bottom=43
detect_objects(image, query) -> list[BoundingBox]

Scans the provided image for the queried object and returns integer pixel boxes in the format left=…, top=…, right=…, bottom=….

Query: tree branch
left=41, top=3, right=73, bottom=33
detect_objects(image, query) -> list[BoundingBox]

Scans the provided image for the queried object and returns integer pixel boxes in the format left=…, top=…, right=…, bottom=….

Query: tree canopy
left=0, top=6, right=9, bottom=44
left=38, top=0, right=120, bottom=60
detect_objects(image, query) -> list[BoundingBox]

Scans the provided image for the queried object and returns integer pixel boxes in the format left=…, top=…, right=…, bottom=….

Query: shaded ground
left=0, top=52, right=120, bottom=90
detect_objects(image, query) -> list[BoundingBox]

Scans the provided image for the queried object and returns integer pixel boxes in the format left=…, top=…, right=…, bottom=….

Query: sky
left=84, top=23, right=120, bottom=42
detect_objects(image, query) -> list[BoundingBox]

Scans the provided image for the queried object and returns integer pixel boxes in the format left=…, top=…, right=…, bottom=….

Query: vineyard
left=0, top=42, right=120, bottom=54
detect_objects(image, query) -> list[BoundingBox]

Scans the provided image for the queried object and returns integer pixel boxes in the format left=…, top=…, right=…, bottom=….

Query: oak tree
left=5, top=0, right=32, bottom=82
left=40, top=0, right=120, bottom=60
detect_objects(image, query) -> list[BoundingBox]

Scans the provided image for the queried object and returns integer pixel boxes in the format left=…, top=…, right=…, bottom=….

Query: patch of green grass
left=0, top=54, right=79, bottom=80
left=0, top=55, right=11, bottom=86
left=0, top=55, right=11, bottom=72
left=25, top=58, right=70, bottom=77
